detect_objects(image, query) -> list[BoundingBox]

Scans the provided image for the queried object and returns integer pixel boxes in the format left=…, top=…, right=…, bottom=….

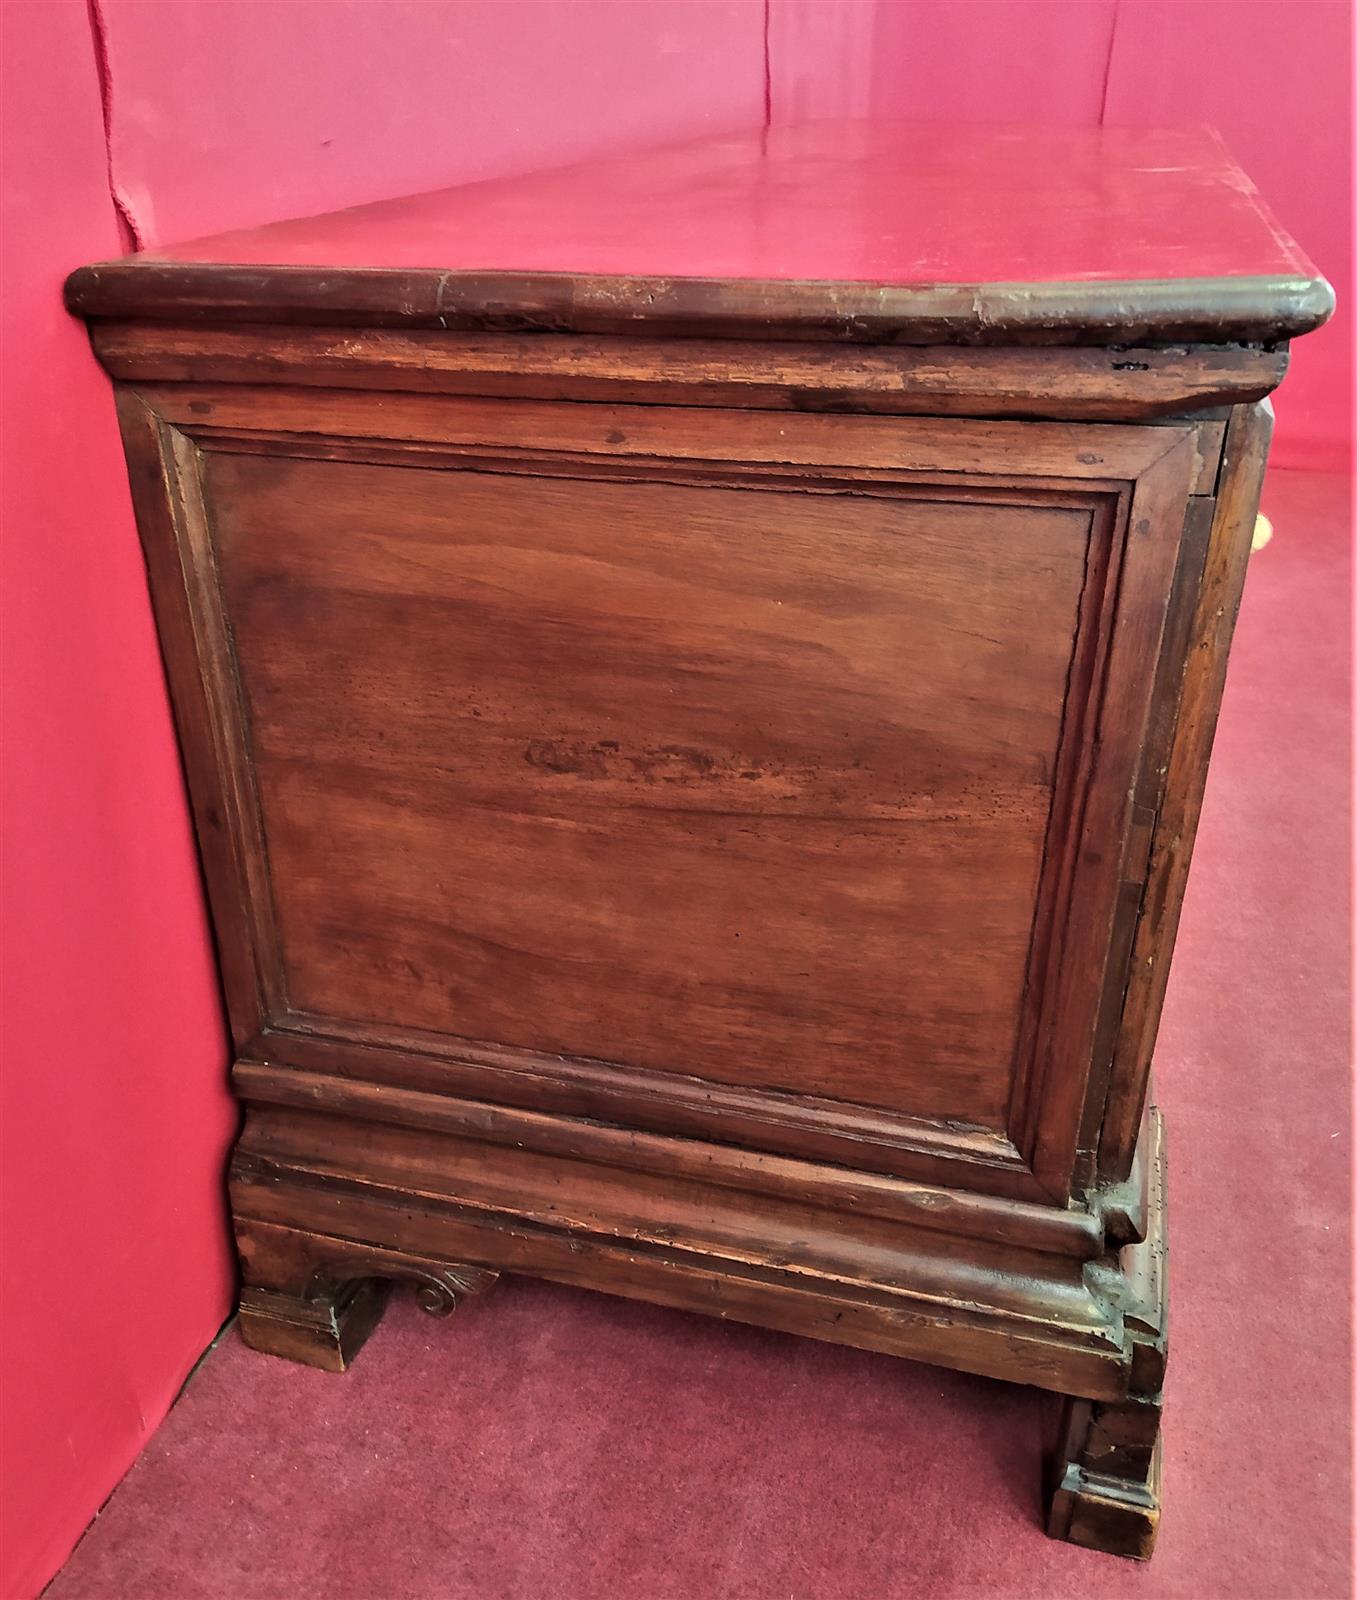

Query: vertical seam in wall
left=1098, top=0, right=1122, bottom=125
left=85, top=0, right=144, bottom=250
left=761, top=0, right=772, bottom=129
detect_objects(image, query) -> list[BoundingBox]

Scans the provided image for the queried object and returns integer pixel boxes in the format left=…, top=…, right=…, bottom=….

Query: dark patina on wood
left=69, top=121, right=1331, bottom=1562
left=66, top=262, right=1333, bottom=346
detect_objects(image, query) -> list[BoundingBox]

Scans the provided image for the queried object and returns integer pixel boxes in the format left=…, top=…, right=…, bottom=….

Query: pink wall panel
left=1103, top=0, right=1352, bottom=471
left=769, top=0, right=879, bottom=123
left=100, top=0, right=766, bottom=247
left=0, top=5, right=238, bottom=1598
left=771, top=0, right=1117, bottom=123
left=867, top=0, right=1118, bottom=123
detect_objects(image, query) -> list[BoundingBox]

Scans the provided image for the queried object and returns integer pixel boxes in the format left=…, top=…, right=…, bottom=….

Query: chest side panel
left=128, top=389, right=1195, bottom=1199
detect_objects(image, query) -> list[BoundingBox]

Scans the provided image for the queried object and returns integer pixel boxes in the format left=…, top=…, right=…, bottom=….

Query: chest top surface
left=66, top=120, right=1331, bottom=345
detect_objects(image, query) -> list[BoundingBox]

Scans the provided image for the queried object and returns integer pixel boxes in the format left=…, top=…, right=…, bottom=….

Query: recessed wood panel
left=206, top=450, right=1093, bottom=1128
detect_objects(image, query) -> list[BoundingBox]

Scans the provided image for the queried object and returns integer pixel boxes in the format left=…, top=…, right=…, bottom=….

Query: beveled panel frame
left=115, top=387, right=1196, bottom=1203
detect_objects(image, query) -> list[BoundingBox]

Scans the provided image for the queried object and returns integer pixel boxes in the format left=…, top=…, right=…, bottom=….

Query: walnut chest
left=68, top=121, right=1332, bottom=1559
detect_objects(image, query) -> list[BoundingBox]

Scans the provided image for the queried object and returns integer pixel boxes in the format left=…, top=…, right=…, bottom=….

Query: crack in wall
left=762, top=0, right=773, bottom=129
left=1098, top=0, right=1122, bottom=126
left=85, top=0, right=145, bottom=251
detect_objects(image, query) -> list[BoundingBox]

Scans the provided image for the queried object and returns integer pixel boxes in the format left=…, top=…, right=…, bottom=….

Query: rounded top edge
left=63, top=262, right=1336, bottom=347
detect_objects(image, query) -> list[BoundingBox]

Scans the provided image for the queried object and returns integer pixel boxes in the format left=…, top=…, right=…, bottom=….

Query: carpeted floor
left=46, top=469, right=1351, bottom=1600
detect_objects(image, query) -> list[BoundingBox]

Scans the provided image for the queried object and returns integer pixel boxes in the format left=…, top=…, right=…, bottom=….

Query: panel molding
left=233, top=1056, right=1108, bottom=1257
left=1097, top=402, right=1274, bottom=1180
left=245, top=1015, right=1039, bottom=1200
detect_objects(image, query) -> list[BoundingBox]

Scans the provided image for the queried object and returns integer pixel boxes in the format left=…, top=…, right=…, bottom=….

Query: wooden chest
left=68, top=122, right=1331, bottom=1559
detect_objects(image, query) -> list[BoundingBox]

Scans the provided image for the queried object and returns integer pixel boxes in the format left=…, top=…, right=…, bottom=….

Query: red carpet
left=46, top=469, right=1351, bottom=1600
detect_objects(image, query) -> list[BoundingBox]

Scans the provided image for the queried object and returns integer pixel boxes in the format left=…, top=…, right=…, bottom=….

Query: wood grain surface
left=210, top=448, right=1087, bottom=1125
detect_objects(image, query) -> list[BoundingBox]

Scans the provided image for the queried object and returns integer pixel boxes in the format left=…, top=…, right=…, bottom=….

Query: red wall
left=0, top=7, right=237, bottom=1600
left=98, top=0, right=766, bottom=247
left=1, top=3, right=1348, bottom=1595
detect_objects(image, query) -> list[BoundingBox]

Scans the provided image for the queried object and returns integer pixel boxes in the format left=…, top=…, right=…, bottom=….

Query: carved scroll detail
left=408, top=1264, right=499, bottom=1318
left=308, top=1252, right=499, bottom=1319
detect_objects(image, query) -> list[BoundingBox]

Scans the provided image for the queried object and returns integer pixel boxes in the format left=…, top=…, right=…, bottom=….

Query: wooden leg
left=235, top=1216, right=500, bottom=1372
left=1047, top=1390, right=1163, bottom=1559
left=239, top=1278, right=391, bottom=1372
left=1048, top=1105, right=1167, bottom=1560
